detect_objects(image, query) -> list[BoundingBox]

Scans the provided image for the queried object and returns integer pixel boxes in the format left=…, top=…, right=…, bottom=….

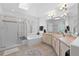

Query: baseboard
left=0, top=44, right=21, bottom=52
left=3, top=47, right=19, bottom=56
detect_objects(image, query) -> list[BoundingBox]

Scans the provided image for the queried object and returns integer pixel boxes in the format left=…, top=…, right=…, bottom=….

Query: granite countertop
left=45, top=32, right=76, bottom=47
left=54, top=33, right=76, bottom=47
left=53, top=33, right=76, bottom=46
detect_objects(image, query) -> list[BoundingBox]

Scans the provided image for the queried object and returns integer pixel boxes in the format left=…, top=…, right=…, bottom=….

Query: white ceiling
left=0, top=3, right=76, bottom=17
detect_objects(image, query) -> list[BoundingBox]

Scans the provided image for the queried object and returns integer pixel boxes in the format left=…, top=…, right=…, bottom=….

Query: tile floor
left=0, top=42, right=57, bottom=56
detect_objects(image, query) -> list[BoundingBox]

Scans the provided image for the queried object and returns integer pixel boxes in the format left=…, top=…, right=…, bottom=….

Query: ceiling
left=0, top=3, right=76, bottom=17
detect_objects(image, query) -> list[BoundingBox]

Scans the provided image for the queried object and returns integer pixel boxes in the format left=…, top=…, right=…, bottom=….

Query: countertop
left=71, top=37, right=79, bottom=47
left=53, top=33, right=76, bottom=47
left=44, top=32, right=76, bottom=47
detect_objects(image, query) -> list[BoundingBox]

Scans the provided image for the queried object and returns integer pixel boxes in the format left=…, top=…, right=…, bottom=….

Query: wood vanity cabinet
left=59, top=42, right=70, bottom=56
left=42, top=33, right=70, bottom=56
left=42, top=33, right=52, bottom=45
left=43, top=33, right=61, bottom=56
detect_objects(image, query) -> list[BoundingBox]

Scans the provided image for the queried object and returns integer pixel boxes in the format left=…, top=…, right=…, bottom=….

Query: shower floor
left=0, top=41, right=56, bottom=56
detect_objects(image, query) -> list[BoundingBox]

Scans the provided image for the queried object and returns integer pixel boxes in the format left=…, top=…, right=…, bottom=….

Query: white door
left=5, top=22, right=17, bottom=48
left=0, top=22, right=6, bottom=48
left=0, top=22, right=17, bottom=49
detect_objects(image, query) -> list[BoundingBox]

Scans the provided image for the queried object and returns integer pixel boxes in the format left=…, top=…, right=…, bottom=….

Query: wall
left=38, top=4, right=79, bottom=34
left=26, top=16, right=39, bottom=34
left=39, top=17, right=47, bottom=30
left=67, top=4, right=78, bottom=34
left=76, top=4, right=79, bottom=34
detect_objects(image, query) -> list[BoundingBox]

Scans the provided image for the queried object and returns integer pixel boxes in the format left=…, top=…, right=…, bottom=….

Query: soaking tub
left=24, top=33, right=42, bottom=46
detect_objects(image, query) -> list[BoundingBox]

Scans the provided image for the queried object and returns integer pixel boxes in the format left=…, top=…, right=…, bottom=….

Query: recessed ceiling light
left=19, top=3, right=29, bottom=10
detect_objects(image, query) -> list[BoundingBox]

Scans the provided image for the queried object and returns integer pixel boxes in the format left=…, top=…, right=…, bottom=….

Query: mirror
left=47, top=18, right=65, bottom=33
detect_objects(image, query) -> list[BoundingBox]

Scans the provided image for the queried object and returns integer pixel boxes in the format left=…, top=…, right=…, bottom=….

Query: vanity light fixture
left=60, top=4, right=67, bottom=11
left=48, top=10, right=56, bottom=17
left=59, top=3, right=68, bottom=17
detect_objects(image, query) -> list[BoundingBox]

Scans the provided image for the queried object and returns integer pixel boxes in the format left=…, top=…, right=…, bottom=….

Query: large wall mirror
left=47, top=18, right=65, bottom=33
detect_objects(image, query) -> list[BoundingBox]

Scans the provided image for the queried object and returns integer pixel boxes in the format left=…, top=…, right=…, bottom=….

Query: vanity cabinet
left=42, top=33, right=71, bottom=56
left=59, top=42, right=70, bottom=56
left=42, top=33, right=52, bottom=45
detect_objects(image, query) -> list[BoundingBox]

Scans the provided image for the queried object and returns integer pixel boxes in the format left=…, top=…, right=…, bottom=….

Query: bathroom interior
left=0, top=3, right=79, bottom=56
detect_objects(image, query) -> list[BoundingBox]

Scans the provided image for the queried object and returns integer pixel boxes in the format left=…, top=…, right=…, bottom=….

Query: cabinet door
left=0, top=22, right=18, bottom=49
left=0, top=22, right=6, bottom=48
left=43, top=34, right=52, bottom=45
left=51, top=36, right=54, bottom=47
left=42, top=34, right=47, bottom=43
left=60, top=42, right=70, bottom=56
left=3, top=22, right=17, bottom=48
left=52, top=36, right=56, bottom=51
left=55, top=39, right=59, bottom=56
